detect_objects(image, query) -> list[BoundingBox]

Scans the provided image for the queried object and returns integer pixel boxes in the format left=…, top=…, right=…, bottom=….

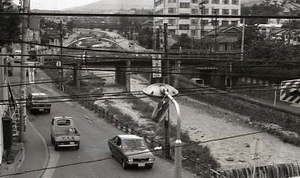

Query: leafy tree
left=241, top=0, right=283, bottom=25
left=0, top=3, right=20, bottom=47
left=170, top=34, right=192, bottom=49
left=137, top=27, right=153, bottom=49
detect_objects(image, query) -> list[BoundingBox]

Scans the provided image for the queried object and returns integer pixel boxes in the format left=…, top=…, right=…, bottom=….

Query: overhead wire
left=0, top=130, right=265, bottom=177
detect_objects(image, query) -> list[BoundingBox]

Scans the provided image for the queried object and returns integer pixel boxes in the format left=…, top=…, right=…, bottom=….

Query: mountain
left=243, top=0, right=261, bottom=7
left=65, top=0, right=153, bottom=13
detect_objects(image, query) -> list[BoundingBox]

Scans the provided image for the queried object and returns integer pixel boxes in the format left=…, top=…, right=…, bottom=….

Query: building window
left=211, top=0, right=220, bottom=4
left=223, top=0, right=229, bottom=4
left=222, top=20, right=229, bottom=26
left=232, top=0, right=239, bottom=5
left=203, top=8, right=209, bottom=15
left=212, top=20, right=219, bottom=26
left=180, top=2, right=190, bottom=8
left=212, top=8, right=219, bottom=15
left=231, top=9, right=239, bottom=15
left=168, top=8, right=176, bottom=13
left=231, top=20, right=238, bottom=26
left=191, top=30, right=197, bottom=36
left=191, top=9, right=198, bottom=14
left=168, top=19, right=176, bottom=25
left=191, top=19, right=198, bottom=25
left=191, top=0, right=198, bottom=3
left=179, top=24, right=190, bottom=30
left=168, top=0, right=176, bottom=3
left=201, top=19, right=209, bottom=25
left=222, top=9, right=229, bottom=15
left=180, top=13, right=190, bottom=19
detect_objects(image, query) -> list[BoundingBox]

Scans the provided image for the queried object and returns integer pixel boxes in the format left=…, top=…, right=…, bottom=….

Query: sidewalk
left=0, top=66, right=48, bottom=178
left=0, top=143, right=24, bottom=178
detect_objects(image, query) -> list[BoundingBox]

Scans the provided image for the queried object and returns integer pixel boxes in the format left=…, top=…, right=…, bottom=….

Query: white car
left=50, top=116, right=80, bottom=150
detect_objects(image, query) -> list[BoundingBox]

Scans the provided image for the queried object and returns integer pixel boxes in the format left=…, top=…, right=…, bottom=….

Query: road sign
left=152, top=54, right=162, bottom=78
left=280, top=79, right=300, bottom=104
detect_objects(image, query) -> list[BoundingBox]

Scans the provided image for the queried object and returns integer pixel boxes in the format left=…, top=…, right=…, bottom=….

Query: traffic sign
left=280, top=79, right=300, bottom=104
left=152, top=54, right=162, bottom=78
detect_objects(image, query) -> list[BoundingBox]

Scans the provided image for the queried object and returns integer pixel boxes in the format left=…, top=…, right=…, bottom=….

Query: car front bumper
left=56, top=141, right=79, bottom=147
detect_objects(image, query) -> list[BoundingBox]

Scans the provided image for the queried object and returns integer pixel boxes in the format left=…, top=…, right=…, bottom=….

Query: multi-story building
left=154, top=0, right=241, bottom=39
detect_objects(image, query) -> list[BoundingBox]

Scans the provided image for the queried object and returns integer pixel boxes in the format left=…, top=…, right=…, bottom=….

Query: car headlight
left=128, top=158, right=133, bottom=163
left=149, top=158, right=155, bottom=162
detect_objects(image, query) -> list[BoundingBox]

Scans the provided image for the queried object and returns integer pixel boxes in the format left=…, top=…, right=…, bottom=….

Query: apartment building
left=154, top=0, right=241, bottom=39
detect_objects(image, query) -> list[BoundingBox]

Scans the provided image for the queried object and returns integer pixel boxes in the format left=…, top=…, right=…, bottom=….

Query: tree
left=241, top=0, right=283, bottom=25
left=170, top=34, right=192, bottom=49
left=0, top=3, right=20, bottom=46
left=137, top=27, right=153, bottom=49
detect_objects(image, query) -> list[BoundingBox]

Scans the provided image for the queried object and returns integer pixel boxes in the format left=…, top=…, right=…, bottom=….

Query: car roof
left=31, top=93, right=47, bottom=96
left=53, top=116, right=73, bottom=120
left=118, top=135, right=142, bottom=140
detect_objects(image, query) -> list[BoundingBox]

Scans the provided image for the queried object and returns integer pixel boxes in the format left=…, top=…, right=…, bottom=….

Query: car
left=108, top=135, right=155, bottom=169
left=50, top=116, right=80, bottom=150
left=26, top=92, right=51, bottom=113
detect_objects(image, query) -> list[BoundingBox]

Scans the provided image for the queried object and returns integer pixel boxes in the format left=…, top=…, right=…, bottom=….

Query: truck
left=26, top=92, right=51, bottom=113
left=50, top=116, right=80, bottom=150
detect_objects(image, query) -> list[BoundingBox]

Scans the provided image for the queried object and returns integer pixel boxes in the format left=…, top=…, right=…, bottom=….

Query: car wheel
left=75, top=143, right=80, bottom=150
left=146, top=163, right=153, bottom=169
left=54, top=143, right=59, bottom=151
left=122, top=160, right=128, bottom=170
left=51, top=136, right=54, bottom=144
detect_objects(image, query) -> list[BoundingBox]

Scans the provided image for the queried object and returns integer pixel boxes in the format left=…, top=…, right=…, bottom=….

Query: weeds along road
left=12, top=69, right=194, bottom=178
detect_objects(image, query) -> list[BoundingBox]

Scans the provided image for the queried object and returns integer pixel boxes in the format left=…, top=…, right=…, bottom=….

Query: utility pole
left=163, top=23, right=171, bottom=159
left=241, top=18, right=245, bottom=62
left=59, top=20, right=64, bottom=91
left=19, top=0, right=29, bottom=142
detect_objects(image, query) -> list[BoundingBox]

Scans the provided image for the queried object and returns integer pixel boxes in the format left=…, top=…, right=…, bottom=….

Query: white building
left=153, top=0, right=241, bottom=39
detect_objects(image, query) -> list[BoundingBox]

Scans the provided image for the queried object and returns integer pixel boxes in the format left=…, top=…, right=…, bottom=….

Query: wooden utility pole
left=19, top=0, right=29, bottom=142
left=241, top=18, right=245, bottom=62
left=59, top=20, right=64, bottom=91
left=163, top=23, right=171, bottom=159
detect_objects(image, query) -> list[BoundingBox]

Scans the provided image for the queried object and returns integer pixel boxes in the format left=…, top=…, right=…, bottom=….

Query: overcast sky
left=30, top=0, right=100, bottom=10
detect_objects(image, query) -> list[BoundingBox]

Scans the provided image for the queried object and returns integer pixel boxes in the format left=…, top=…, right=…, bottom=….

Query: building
left=205, top=25, right=241, bottom=52
left=153, top=0, right=241, bottom=39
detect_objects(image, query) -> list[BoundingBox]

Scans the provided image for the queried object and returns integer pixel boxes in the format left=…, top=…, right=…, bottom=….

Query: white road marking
left=41, top=147, right=60, bottom=178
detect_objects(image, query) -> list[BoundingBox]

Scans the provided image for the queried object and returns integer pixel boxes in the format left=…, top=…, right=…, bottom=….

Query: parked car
left=108, top=135, right=155, bottom=169
left=50, top=116, right=80, bottom=150
left=26, top=92, right=51, bottom=113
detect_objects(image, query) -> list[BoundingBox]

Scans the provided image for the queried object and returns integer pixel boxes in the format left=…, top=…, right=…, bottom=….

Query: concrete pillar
left=125, top=60, right=131, bottom=92
left=115, top=62, right=127, bottom=87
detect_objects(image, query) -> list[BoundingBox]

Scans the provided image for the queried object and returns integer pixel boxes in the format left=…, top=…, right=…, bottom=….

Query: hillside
left=65, top=0, right=153, bottom=13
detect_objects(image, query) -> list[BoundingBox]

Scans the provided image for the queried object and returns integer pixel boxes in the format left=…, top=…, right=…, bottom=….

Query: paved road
left=12, top=69, right=195, bottom=178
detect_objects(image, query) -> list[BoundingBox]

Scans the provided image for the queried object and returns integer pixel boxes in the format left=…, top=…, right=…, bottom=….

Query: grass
left=44, top=68, right=219, bottom=177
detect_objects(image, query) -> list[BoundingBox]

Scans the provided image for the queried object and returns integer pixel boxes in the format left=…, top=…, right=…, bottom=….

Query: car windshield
left=32, top=95, right=48, bottom=102
left=122, top=139, right=147, bottom=151
left=56, top=119, right=71, bottom=126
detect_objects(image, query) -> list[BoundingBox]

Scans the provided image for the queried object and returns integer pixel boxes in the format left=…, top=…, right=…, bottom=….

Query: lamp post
left=143, top=83, right=182, bottom=178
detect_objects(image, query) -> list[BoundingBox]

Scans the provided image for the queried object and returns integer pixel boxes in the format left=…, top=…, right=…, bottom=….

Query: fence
left=211, top=163, right=300, bottom=178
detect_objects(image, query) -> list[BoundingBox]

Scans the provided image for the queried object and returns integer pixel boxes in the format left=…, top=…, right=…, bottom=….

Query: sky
left=29, top=0, right=100, bottom=10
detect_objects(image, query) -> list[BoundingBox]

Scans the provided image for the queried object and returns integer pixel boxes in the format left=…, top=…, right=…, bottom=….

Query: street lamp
left=143, top=83, right=182, bottom=178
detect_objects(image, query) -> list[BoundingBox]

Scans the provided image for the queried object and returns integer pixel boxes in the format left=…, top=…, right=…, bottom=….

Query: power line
left=0, top=130, right=265, bottom=177
left=0, top=12, right=299, bottom=19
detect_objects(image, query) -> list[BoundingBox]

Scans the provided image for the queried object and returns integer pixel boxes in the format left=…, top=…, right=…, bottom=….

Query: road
left=12, top=69, right=194, bottom=178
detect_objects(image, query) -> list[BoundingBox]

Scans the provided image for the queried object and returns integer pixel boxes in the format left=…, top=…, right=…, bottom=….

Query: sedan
left=108, top=134, right=155, bottom=169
